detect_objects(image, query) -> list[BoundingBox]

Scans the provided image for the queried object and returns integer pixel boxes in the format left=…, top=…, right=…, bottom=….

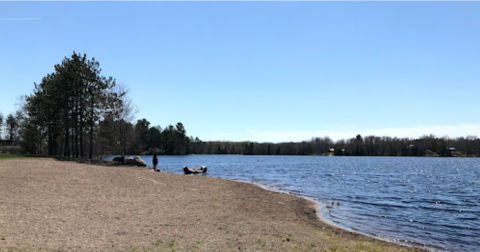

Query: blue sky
left=1, top=2, right=479, bottom=142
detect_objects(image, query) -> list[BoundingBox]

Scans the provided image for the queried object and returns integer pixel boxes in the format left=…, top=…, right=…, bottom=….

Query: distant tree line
left=190, top=134, right=480, bottom=157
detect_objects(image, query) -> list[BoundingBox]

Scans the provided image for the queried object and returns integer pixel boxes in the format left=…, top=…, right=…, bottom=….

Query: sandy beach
left=0, top=158, right=428, bottom=251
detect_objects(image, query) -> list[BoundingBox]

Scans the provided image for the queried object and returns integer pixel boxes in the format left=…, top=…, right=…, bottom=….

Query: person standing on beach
left=153, top=154, right=158, bottom=171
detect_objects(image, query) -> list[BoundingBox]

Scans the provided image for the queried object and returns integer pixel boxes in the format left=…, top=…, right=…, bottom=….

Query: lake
left=111, top=155, right=480, bottom=252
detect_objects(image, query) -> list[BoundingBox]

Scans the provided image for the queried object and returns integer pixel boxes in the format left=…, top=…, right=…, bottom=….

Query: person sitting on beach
left=153, top=154, right=158, bottom=171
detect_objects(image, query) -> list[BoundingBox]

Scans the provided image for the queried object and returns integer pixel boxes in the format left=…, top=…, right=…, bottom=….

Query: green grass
left=0, top=153, right=26, bottom=160
left=152, top=239, right=177, bottom=251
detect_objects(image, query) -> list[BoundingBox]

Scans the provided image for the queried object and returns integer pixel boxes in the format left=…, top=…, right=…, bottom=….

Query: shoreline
left=0, top=158, right=429, bottom=251
left=232, top=179, right=438, bottom=252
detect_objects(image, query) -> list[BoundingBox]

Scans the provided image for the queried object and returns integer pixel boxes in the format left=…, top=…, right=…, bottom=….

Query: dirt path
left=0, top=159, right=428, bottom=251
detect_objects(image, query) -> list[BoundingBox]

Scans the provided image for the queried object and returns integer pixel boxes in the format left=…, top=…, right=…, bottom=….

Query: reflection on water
left=111, top=155, right=480, bottom=252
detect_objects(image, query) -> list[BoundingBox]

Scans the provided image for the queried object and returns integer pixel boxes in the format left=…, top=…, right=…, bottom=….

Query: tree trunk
left=64, top=110, right=70, bottom=157
left=75, top=94, right=79, bottom=158
left=80, top=121, right=84, bottom=158
left=89, top=95, right=94, bottom=159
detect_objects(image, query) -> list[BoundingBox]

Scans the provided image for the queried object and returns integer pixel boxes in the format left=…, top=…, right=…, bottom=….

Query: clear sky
left=1, top=2, right=479, bottom=143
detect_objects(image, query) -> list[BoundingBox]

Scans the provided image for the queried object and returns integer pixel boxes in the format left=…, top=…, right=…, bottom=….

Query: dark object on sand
left=112, top=156, right=147, bottom=167
left=183, top=166, right=207, bottom=174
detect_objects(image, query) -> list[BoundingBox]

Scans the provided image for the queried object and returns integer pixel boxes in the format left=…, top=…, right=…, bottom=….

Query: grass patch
left=153, top=239, right=164, bottom=246
left=166, top=240, right=176, bottom=250
left=0, top=153, right=26, bottom=160
left=151, top=239, right=176, bottom=251
left=256, top=239, right=267, bottom=247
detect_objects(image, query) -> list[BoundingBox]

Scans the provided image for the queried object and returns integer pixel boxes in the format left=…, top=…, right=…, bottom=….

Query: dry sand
left=0, top=158, right=429, bottom=252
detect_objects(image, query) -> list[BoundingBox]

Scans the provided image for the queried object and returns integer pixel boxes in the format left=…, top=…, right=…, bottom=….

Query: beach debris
left=112, top=156, right=147, bottom=167
left=133, top=156, right=147, bottom=166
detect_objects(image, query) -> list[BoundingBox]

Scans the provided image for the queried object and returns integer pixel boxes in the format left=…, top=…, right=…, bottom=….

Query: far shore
left=0, top=158, right=429, bottom=251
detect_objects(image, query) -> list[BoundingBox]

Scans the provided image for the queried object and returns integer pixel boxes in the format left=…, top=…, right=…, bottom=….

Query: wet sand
left=0, top=159, right=428, bottom=251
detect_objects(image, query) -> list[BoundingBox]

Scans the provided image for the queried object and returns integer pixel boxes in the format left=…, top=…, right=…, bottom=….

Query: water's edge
left=191, top=175, right=439, bottom=252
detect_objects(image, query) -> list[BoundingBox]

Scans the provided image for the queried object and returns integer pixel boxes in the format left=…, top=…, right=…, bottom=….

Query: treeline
left=100, top=119, right=195, bottom=155
left=190, top=134, right=480, bottom=157
left=2, top=52, right=194, bottom=160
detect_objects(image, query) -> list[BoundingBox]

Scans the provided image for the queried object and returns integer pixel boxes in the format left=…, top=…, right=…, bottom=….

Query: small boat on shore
left=183, top=166, right=207, bottom=174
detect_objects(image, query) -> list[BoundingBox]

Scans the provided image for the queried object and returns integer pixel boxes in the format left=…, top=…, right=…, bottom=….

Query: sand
left=0, top=158, right=429, bottom=251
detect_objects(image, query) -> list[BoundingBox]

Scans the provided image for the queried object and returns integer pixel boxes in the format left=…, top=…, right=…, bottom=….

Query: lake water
left=112, top=155, right=480, bottom=252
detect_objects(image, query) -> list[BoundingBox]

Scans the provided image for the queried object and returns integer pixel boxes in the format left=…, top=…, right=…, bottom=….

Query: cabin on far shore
left=332, top=148, right=346, bottom=156
left=327, top=148, right=335, bottom=156
left=446, top=147, right=457, bottom=157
